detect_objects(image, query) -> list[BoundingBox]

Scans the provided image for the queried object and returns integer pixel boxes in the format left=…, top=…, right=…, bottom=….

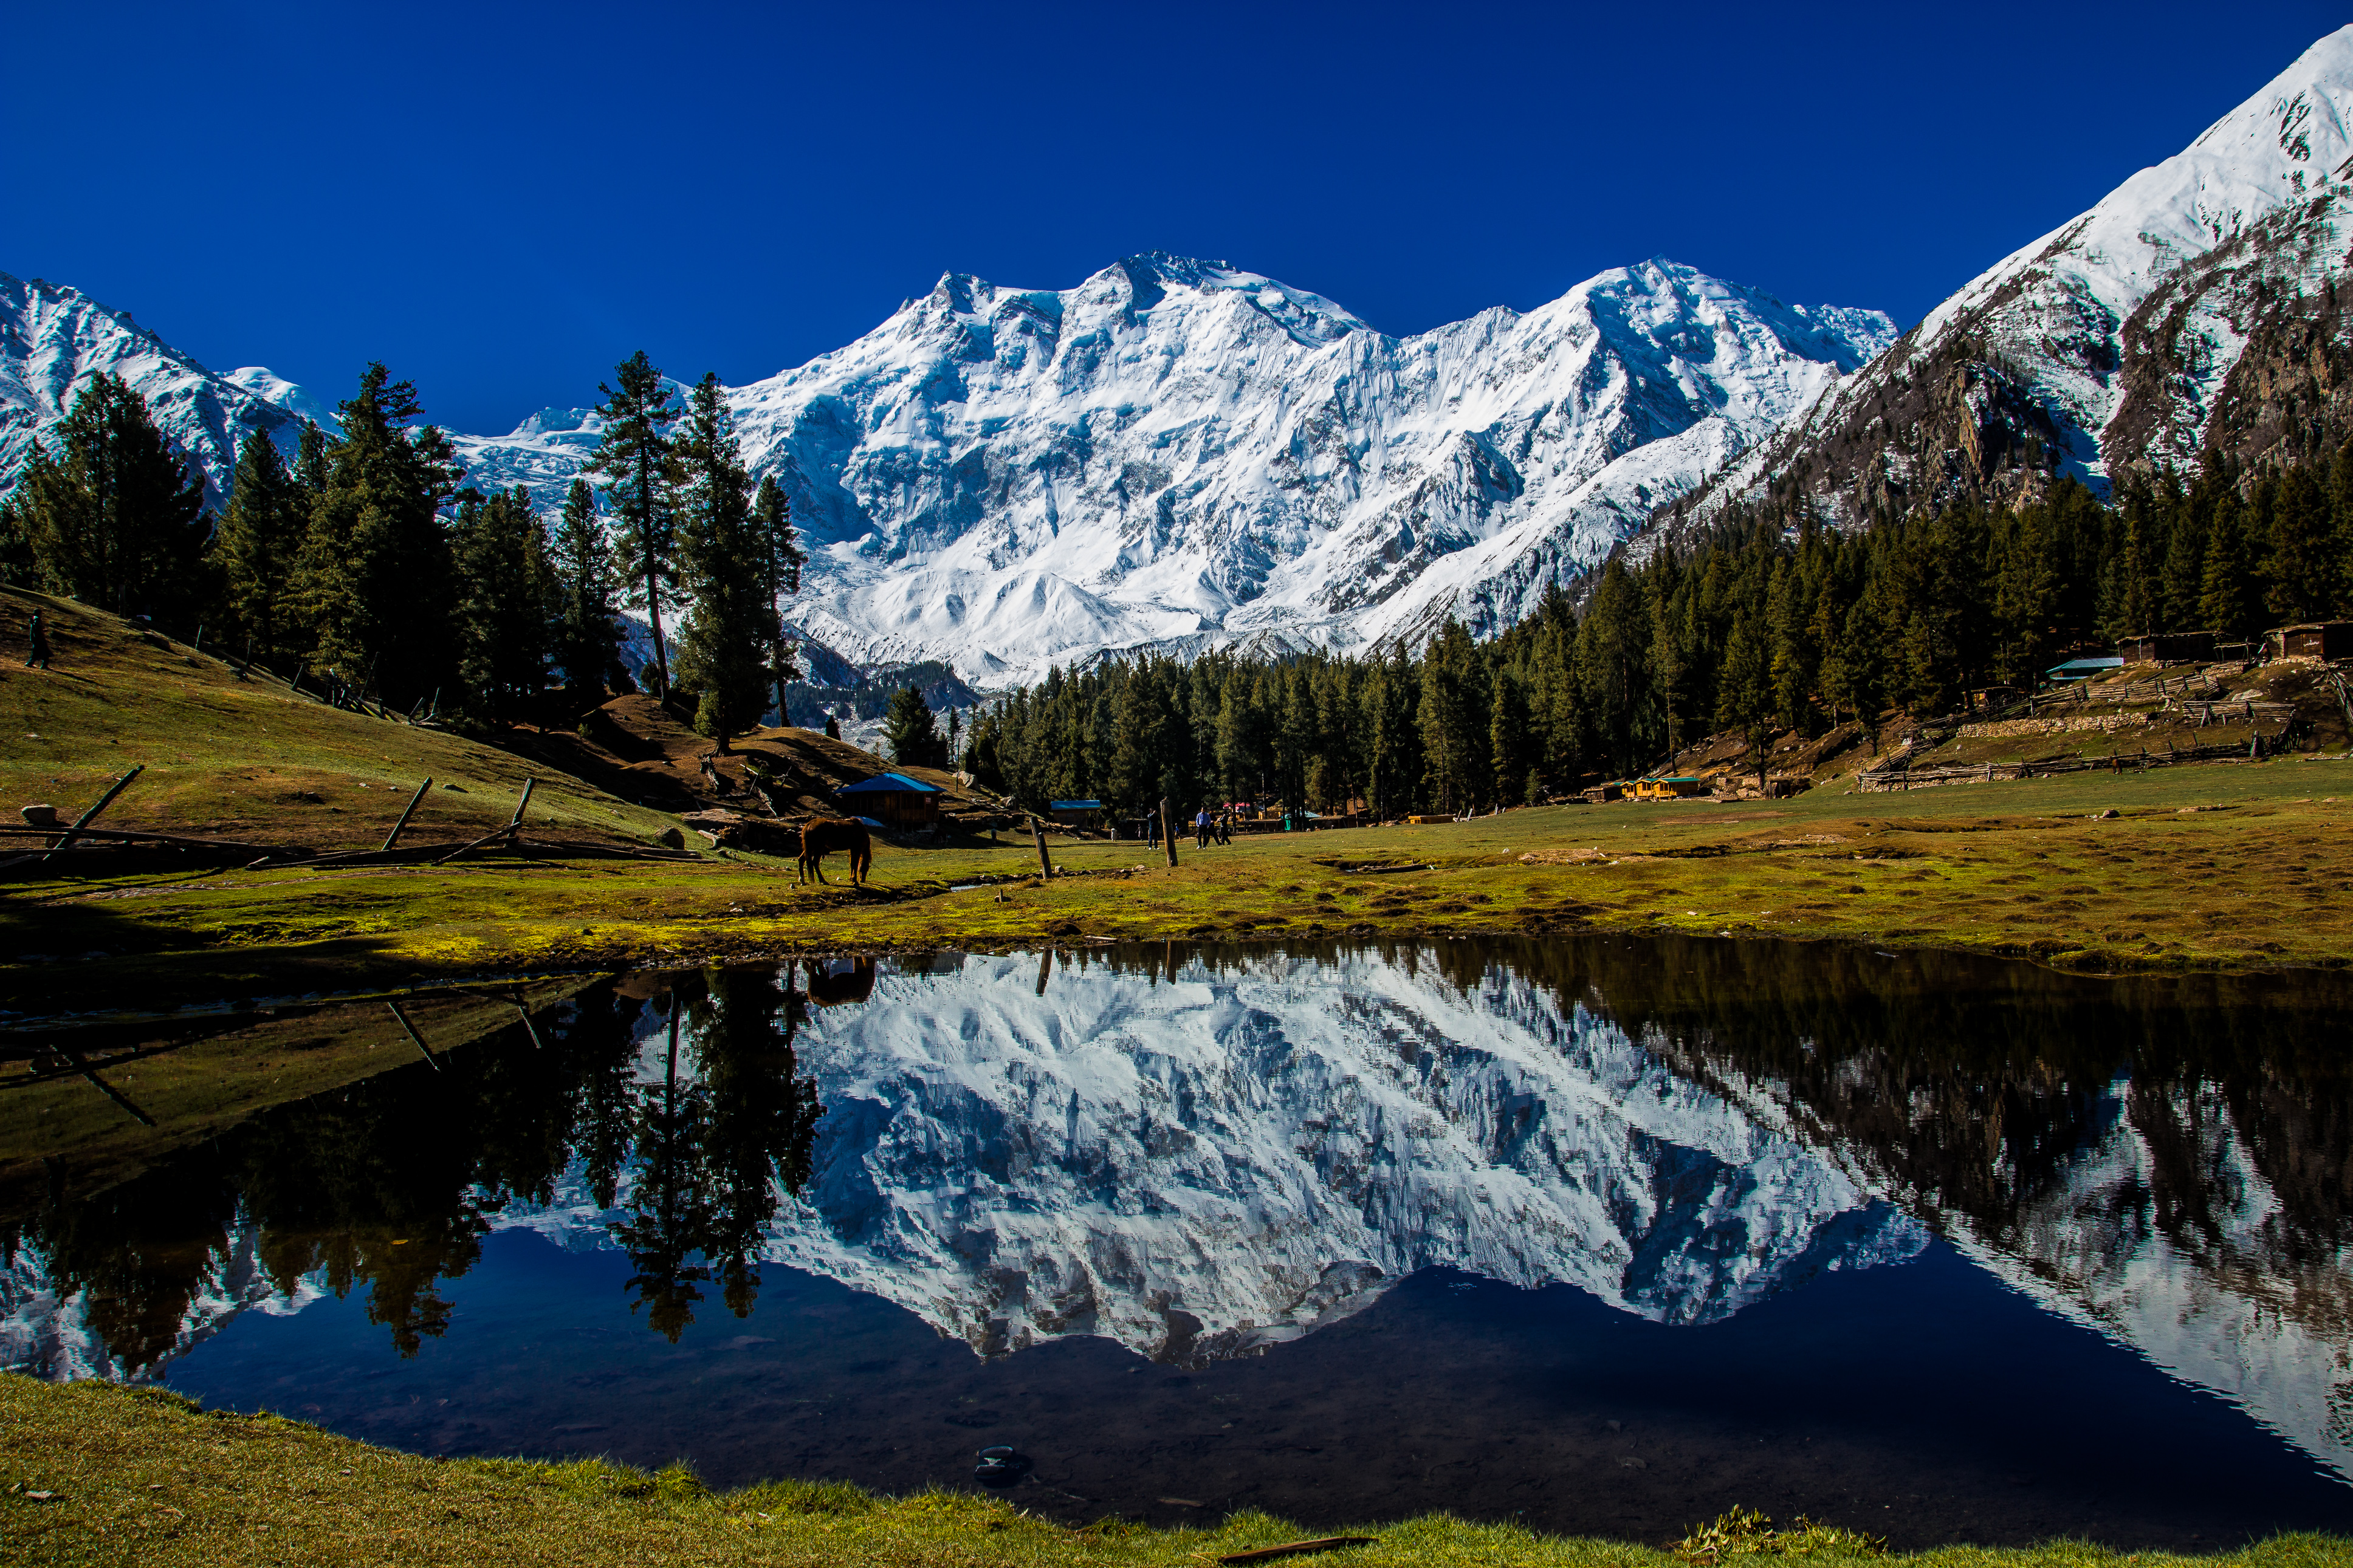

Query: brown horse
left=797, top=816, right=873, bottom=886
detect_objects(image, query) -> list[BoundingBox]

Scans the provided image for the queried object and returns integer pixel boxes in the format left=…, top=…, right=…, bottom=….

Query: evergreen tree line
left=5, top=968, right=822, bottom=1371
left=962, top=454, right=2353, bottom=817
left=0, top=355, right=803, bottom=741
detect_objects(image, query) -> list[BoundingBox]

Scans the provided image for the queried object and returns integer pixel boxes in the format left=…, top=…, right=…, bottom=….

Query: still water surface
left=5, top=937, right=2352, bottom=1549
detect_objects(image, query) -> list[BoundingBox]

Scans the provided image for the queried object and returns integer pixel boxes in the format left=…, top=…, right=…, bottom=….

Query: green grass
left=0, top=586, right=678, bottom=852
left=3, top=1375, right=2339, bottom=1567
left=12, top=758, right=2353, bottom=1016
left=12, top=581, right=2353, bottom=1016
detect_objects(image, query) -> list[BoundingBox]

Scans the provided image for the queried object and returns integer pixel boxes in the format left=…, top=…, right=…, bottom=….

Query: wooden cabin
left=1047, top=798, right=1105, bottom=828
left=2266, top=622, right=2353, bottom=661
left=837, top=771, right=944, bottom=827
left=2118, top=630, right=2219, bottom=665
left=1633, top=776, right=1709, bottom=801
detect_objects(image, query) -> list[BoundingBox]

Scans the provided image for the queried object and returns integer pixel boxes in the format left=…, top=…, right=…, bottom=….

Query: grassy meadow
left=4, top=1375, right=2343, bottom=1568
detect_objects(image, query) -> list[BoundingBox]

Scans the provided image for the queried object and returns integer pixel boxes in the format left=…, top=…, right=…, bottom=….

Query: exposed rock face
left=1, top=257, right=1889, bottom=685
left=0, top=272, right=324, bottom=508
left=453, top=256, right=1889, bottom=685
left=1672, top=26, right=2353, bottom=538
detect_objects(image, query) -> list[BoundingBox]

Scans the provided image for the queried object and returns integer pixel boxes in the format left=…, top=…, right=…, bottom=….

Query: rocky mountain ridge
left=0, top=256, right=1890, bottom=687
left=1669, top=25, right=2353, bottom=539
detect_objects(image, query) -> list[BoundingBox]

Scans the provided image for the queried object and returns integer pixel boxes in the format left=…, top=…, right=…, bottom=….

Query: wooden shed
left=2266, top=621, right=2353, bottom=660
left=1048, top=798, right=1105, bottom=828
left=1634, top=776, right=1709, bottom=800
left=837, top=772, right=943, bottom=827
left=2118, top=630, right=2219, bottom=665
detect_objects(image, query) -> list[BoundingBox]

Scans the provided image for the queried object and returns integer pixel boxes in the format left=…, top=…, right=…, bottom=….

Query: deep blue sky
left=4, top=2, right=2345, bottom=436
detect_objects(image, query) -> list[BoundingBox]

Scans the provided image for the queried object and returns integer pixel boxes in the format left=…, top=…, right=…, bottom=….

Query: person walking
left=24, top=609, right=51, bottom=669
left=1194, top=806, right=1212, bottom=849
left=1217, top=811, right=1231, bottom=846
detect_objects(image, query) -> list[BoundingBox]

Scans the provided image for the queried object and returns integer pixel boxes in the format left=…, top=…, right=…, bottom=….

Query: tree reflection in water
left=6, top=966, right=825, bottom=1372
left=612, top=968, right=824, bottom=1340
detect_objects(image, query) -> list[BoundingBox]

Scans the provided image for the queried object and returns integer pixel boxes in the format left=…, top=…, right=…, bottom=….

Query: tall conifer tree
left=289, top=364, right=462, bottom=707
left=752, top=474, right=805, bottom=721
left=552, top=478, right=624, bottom=698
left=672, top=374, right=774, bottom=747
left=589, top=351, right=681, bottom=697
left=12, top=373, right=208, bottom=625
left=210, top=433, right=307, bottom=661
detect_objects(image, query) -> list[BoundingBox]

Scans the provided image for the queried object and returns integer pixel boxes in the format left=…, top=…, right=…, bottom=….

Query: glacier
left=0, top=255, right=1889, bottom=687
left=1685, top=24, right=2353, bottom=527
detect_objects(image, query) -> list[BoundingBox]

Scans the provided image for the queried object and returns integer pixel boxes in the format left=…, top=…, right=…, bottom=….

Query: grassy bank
left=1, top=1375, right=2339, bottom=1567
left=12, top=757, right=2353, bottom=1015
left=13, top=580, right=2353, bottom=1015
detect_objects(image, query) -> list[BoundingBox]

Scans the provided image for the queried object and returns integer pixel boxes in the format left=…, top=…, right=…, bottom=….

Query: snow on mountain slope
left=0, top=1224, right=321, bottom=1383
left=0, top=255, right=1883, bottom=685
left=0, top=271, right=326, bottom=507
left=1679, top=25, right=2353, bottom=530
left=1684, top=1050, right=2353, bottom=1482
left=493, top=949, right=1924, bottom=1364
left=457, top=256, right=1889, bottom=685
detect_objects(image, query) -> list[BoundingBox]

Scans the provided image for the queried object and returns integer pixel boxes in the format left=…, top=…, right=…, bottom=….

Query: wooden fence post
left=1031, top=815, right=1054, bottom=880
left=382, top=778, right=433, bottom=853
left=42, top=765, right=144, bottom=861
left=1160, top=797, right=1178, bottom=868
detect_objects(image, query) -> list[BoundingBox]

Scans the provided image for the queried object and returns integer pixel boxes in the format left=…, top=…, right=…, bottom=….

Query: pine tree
left=12, top=373, right=209, bottom=626
left=288, top=364, right=462, bottom=708
left=752, top=474, right=805, bottom=721
left=672, top=375, right=775, bottom=748
left=1488, top=665, right=1533, bottom=803
left=2199, top=491, right=2258, bottom=638
left=551, top=478, right=623, bottom=699
left=885, top=683, right=944, bottom=768
left=209, top=433, right=307, bottom=662
left=588, top=351, right=681, bottom=697
left=2265, top=467, right=2337, bottom=621
left=452, top=486, right=560, bottom=721
left=1716, top=611, right=1774, bottom=784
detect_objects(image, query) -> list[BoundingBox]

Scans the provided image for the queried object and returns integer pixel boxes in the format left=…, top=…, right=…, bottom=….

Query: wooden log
left=434, top=823, right=522, bottom=865
left=507, top=777, right=537, bottom=830
left=43, top=765, right=143, bottom=860
left=382, top=777, right=433, bottom=852
left=387, top=1001, right=439, bottom=1071
left=60, top=1047, right=156, bottom=1128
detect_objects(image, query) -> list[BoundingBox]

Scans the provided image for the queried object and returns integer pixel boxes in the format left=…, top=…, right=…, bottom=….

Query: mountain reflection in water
left=4, top=937, right=2352, bottom=1519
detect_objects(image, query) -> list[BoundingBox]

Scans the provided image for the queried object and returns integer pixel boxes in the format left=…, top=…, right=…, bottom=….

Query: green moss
left=2, top=1375, right=2335, bottom=1567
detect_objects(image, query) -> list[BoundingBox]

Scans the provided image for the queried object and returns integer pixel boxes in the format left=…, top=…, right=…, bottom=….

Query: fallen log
left=43, top=766, right=143, bottom=860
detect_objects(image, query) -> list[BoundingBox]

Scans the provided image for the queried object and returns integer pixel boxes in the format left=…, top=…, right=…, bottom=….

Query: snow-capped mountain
left=459, top=257, right=1889, bottom=685
left=0, top=272, right=329, bottom=508
left=0, top=256, right=1888, bottom=686
left=1671, top=1039, right=2353, bottom=1482
left=1678, top=25, right=2353, bottom=532
left=489, top=950, right=1926, bottom=1361
left=730, top=949, right=1924, bottom=1360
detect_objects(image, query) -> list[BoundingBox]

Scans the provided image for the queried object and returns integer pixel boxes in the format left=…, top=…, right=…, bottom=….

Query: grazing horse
left=797, top=816, right=873, bottom=886
left=805, top=955, right=876, bottom=1006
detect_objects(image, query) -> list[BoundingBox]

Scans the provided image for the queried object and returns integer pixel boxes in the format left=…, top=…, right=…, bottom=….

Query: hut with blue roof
left=837, top=771, right=944, bottom=829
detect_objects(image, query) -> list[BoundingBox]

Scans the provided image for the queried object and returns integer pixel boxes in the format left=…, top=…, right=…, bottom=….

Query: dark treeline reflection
left=913, top=936, right=2353, bottom=1278
left=1084, top=934, right=2353, bottom=1270
left=15, top=938, right=2352, bottom=1383
left=5, top=967, right=822, bottom=1374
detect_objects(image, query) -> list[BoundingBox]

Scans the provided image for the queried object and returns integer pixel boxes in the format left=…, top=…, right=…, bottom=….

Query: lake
left=5, top=936, right=2352, bottom=1550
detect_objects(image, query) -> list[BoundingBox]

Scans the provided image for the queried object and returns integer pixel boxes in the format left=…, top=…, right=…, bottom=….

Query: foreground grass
left=0, top=586, right=676, bottom=853
left=2, top=1375, right=2338, bottom=1568
left=11, top=756, right=2353, bottom=1015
